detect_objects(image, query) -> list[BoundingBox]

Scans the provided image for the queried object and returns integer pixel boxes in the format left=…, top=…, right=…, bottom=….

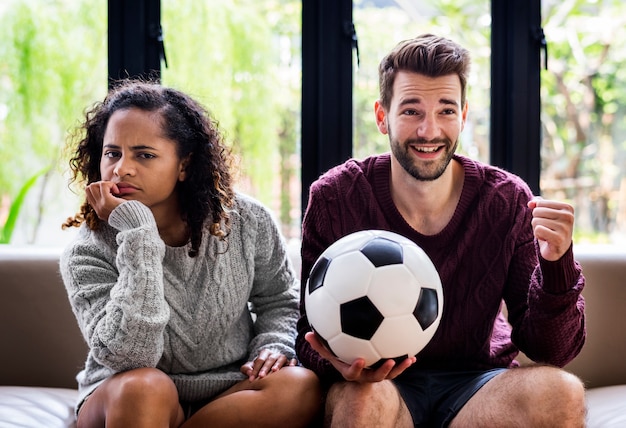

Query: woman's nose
left=113, top=156, right=134, bottom=177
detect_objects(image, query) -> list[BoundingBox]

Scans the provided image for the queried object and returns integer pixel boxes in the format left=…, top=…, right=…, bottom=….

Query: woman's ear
left=178, top=155, right=191, bottom=182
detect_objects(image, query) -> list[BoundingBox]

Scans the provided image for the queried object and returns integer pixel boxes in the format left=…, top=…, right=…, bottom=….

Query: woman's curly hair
left=62, top=79, right=236, bottom=257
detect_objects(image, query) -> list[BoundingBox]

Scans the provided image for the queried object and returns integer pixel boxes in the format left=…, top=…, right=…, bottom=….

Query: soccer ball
left=305, top=230, right=443, bottom=368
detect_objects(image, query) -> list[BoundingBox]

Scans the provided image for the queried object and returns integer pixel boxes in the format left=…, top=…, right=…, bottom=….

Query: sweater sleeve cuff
left=538, top=243, right=581, bottom=294
left=108, top=200, right=157, bottom=231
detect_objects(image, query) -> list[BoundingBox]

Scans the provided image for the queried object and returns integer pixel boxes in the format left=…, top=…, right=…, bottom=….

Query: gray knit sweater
left=60, top=194, right=299, bottom=405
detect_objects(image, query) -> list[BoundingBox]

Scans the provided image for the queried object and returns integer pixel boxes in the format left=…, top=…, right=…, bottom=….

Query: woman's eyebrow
left=102, top=144, right=157, bottom=151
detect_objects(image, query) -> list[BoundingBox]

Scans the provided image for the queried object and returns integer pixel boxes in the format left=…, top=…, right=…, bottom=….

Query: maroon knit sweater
left=295, top=153, right=585, bottom=383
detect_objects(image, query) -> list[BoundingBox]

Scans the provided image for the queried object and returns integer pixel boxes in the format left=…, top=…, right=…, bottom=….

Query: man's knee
left=503, top=366, right=586, bottom=426
left=325, top=380, right=411, bottom=428
left=539, top=367, right=586, bottom=416
left=521, top=365, right=585, bottom=402
left=452, top=366, right=586, bottom=427
left=327, top=380, right=381, bottom=405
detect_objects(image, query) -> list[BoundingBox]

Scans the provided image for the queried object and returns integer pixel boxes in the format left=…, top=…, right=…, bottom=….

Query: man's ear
left=374, top=100, right=388, bottom=135
left=461, top=101, right=469, bottom=132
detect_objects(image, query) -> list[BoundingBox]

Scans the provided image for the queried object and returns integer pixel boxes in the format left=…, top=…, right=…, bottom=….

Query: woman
left=60, top=80, right=320, bottom=427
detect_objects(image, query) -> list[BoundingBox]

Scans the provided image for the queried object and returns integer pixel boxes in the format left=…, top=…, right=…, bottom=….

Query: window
left=540, top=0, right=626, bottom=244
left=0, top=0, right=107, bottom=246
left=352, top=1, right=491, bottom=163
left=160, top=1, right=303, bottom=241
left=2, top=0, right=623, bottom=246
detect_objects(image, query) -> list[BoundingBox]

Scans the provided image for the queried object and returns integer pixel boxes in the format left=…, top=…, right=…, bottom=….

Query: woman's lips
left=114, top=184, right=138, bottom=195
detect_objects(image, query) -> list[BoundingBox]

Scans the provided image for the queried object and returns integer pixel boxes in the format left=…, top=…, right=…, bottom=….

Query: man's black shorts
left=392, top=367, right=507, bottom=427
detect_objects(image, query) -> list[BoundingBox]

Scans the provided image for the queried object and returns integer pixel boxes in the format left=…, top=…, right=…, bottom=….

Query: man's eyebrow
left=440, top=98, right=460, bottom=107
left=398, top=97, right=459, bottom=108
left=399, top=97, right=422, bottom=106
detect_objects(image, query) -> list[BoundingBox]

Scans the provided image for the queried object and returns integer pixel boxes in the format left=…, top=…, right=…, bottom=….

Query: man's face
left=375, top=71, right=467, bottom=181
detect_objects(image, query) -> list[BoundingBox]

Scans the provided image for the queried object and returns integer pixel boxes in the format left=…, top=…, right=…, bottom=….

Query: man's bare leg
left=323, top=380, right=413, bottom=428
left=450, top=365, right=586, bottom=428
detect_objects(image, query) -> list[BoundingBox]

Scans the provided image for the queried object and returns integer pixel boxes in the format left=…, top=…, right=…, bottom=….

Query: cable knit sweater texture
left=296, top=153, right=586, bottom=384
left=60, top=194, right=299, bottom=406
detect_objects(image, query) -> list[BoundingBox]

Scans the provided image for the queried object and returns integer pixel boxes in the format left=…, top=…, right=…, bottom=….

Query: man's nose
left=416, top=115, right=439, bottom=140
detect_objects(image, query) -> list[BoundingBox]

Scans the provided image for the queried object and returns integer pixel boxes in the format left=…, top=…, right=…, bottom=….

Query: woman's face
left=100, top=107, right=187, bottom=218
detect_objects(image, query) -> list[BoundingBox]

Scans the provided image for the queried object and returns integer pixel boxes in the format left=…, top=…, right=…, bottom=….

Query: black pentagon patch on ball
left=308, top=256, right=331, bottom=294
left=414, top=287, right=439, bottom=330
left=311, top=327, right=339, bottom=359
left=340, top=296, right=384, bottom=340
left=369, top=354, right=410, bottom=370
left=360, top=237, right=403, bottom=267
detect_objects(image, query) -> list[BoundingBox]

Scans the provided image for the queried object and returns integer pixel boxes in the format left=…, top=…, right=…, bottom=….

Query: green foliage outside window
left=160, top=0, right=302, bottom=238
left=540, top=0, right=626, bottom=242
left=0, top=0, right=624, bottom=245
left=0, top=0, right=107, bottom=244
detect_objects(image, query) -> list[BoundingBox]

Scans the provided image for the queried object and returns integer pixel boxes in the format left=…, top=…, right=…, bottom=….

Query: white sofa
left=1, top=245, right=625, bottom=427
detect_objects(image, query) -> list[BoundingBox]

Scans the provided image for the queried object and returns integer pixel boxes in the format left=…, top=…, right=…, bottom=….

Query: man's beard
left=389, top=132, right=458, bottom=181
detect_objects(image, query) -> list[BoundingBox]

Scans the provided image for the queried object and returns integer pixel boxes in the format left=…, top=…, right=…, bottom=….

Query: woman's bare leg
left=182, top=366, right=321, bottom=428
left=77, top=367, right=185, bottom=428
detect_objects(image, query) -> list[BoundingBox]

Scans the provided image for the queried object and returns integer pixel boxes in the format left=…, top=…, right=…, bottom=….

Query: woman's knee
left=78, top=368, right=182, bottom=427
left=272, top=366, right=321, bottom=400
left=269, top=367, right=322, bottom=418
left=110, top=367, right=179, bottom=404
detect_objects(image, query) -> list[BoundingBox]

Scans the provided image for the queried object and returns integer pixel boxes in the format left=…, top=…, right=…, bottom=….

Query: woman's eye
left=103, top=151, right=120, bottom=158
left=138, top=153, right=156, bottom=159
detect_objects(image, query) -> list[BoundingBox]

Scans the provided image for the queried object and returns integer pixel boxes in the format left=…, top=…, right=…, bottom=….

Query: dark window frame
left=108, top=0, right=163, bottom=88
left=491, top=0, right=542, bottom=195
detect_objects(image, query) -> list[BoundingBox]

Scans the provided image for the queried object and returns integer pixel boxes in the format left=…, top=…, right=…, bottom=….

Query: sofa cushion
left=1, top=384, right=624, bottom=428
left=586, top=385, right=626, bottom=428
left=0, top=247, right=87, bottom=390
left=0, top=386, right=77, bottom=428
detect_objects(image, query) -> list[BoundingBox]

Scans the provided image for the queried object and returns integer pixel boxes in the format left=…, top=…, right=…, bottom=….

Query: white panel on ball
left=323, top=251, right=374, bottom=303
left=368, top=265, right=421, bottom=317
left=329, top=334, right=381, bottom=366
left=371, top=315, right=430, bottom=358
left=306, top=284, right=342, bottom=341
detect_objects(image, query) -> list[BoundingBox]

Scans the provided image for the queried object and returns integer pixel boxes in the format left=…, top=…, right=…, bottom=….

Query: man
left=295, top=34, right=586, bottom=427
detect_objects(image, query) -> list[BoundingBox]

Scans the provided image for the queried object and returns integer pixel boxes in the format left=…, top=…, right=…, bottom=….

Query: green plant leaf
left=0, top=168, right=49, bottom=244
